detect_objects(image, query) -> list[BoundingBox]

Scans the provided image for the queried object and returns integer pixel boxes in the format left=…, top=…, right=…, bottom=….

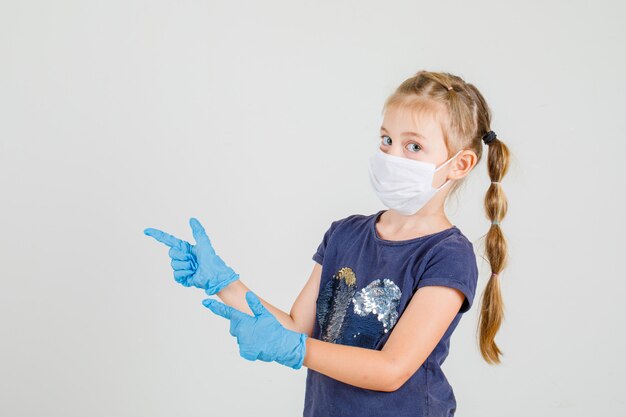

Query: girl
left=144, top=70, right=511, bottom=416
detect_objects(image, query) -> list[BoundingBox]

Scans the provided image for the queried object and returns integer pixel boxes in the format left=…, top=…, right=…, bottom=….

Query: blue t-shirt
left=303, top=209, right=479, bottom=417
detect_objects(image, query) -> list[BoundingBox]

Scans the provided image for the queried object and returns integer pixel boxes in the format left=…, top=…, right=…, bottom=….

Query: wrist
left=205, top=273, right=241, bottom=296
left=277, top=330, right=308, bottom=370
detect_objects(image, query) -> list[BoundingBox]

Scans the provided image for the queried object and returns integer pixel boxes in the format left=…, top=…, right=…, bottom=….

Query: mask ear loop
left=433, top=149, right=464, bottom=190
left=434, top=149, right=464, bottom=172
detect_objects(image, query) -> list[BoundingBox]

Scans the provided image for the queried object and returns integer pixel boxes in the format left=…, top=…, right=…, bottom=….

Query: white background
left=1, top=1, right=624, bottom=416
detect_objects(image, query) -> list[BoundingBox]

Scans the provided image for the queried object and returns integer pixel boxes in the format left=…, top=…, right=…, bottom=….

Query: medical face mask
left=368, top=148, right=463, bottom=216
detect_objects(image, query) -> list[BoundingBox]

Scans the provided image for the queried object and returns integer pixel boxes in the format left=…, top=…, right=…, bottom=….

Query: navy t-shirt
left=303, top=209, right=479, bottom=417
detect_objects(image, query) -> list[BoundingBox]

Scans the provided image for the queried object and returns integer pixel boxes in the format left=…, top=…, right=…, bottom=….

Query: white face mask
left=368, top=148, right=463, bottom=216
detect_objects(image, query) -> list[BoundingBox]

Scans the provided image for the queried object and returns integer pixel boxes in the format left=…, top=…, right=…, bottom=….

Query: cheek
left=432, top=169, right=449, bottom=188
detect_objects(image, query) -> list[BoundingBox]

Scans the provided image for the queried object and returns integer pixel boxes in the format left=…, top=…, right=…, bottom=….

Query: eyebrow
left=380, top=126, right=427, bottom=140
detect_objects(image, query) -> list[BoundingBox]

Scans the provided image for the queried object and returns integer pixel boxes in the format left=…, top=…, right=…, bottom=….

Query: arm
left=302, top=285, right=465, bottom=392
left=216, top=262, right=322, bottom=335
left=303, top=338, right=397, bottom=392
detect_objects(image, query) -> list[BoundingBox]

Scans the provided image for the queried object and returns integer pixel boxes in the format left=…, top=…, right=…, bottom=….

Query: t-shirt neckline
left=371, top=209, right=458, bottom=246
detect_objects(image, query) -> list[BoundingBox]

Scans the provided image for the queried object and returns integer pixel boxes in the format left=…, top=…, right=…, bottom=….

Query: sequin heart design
left=316, top=267, right=402, bottom=349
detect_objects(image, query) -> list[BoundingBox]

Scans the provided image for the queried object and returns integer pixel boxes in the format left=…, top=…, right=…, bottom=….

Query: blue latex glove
left=202, top=291, right=308, bottom=370
left=143, top=217, right=240, bottom=295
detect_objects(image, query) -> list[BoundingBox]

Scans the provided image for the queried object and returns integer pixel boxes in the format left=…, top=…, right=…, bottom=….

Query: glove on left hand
left=202, top=291, right=307, bottom=370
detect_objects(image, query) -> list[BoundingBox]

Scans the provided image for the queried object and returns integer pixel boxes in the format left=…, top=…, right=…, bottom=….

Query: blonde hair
left=383, top=70, right=510, bottom=365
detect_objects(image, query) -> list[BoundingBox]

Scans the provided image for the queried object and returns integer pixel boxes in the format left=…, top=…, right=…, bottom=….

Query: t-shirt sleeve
left=416, top=235, right=479, bottom=314
left=312, top=218, right=343, bottom=265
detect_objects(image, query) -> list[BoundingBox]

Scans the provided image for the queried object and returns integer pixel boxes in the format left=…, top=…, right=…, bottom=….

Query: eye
left=380, top=135, right=392, bottom=146
left=407, top=143, right=422, bottom=152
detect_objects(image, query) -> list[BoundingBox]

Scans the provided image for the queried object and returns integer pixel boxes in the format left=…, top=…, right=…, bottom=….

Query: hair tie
left=491, top=181, right=500, bottom=184
left=482, top=130, right=497, bottom=145
left=447, top=85, right=453, bottom=91
left=491, top=272, right=499, bottom=277
left=492, top=220, right=499, bottom=225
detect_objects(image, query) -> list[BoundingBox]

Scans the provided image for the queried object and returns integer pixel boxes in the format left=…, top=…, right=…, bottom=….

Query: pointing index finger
left=144, top=228, right=185, bottom=249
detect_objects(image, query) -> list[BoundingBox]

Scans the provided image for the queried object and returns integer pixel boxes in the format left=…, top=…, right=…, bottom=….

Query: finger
left=202, top=298, right=241, bottom=320
left=144, top=228, right=185, bottom=250
left=173, top=269, right=193, bottom=285
left=239, top=347, right=260, bottom=362
left=168, top=246, right=190, bottom=261
left=170, top=259, right=193, bottom=271
left=245, top=291, right=267, bottom=317
left=189, top=218, right=213, bottom=250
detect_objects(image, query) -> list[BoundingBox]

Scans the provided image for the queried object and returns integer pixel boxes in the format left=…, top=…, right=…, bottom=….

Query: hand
left=202, top=291, right=307, bottom=370
left=144, top=217, right=240, bottom=295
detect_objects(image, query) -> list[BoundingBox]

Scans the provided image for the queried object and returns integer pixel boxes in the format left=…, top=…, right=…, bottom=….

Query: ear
left=451, top=150, right=477, bottom=179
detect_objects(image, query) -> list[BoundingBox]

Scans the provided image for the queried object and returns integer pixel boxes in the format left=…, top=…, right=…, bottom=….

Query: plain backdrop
left=1, top=1, right=625, bottom=416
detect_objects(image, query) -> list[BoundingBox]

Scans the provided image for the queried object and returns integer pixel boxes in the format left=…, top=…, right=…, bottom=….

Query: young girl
left=144, top=70, right=510, bottom=416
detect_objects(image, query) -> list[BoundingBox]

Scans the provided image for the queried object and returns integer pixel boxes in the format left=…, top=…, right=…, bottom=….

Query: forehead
left=381, top=103, right=446, bottom=143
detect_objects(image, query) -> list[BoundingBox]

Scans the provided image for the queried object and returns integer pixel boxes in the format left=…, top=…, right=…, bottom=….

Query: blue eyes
left=408, top=143, right=422, bottom=152
left=380, top=135, right=422, bottom=152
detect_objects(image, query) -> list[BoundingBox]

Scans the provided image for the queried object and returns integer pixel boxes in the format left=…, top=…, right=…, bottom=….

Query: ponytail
left=478, top=136, right=510, bottom=364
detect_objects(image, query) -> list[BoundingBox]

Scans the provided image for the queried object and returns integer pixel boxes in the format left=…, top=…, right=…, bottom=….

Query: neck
left=379, top=179, right=454, bottom=233
left=381, top=209, right=452, bottom=234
